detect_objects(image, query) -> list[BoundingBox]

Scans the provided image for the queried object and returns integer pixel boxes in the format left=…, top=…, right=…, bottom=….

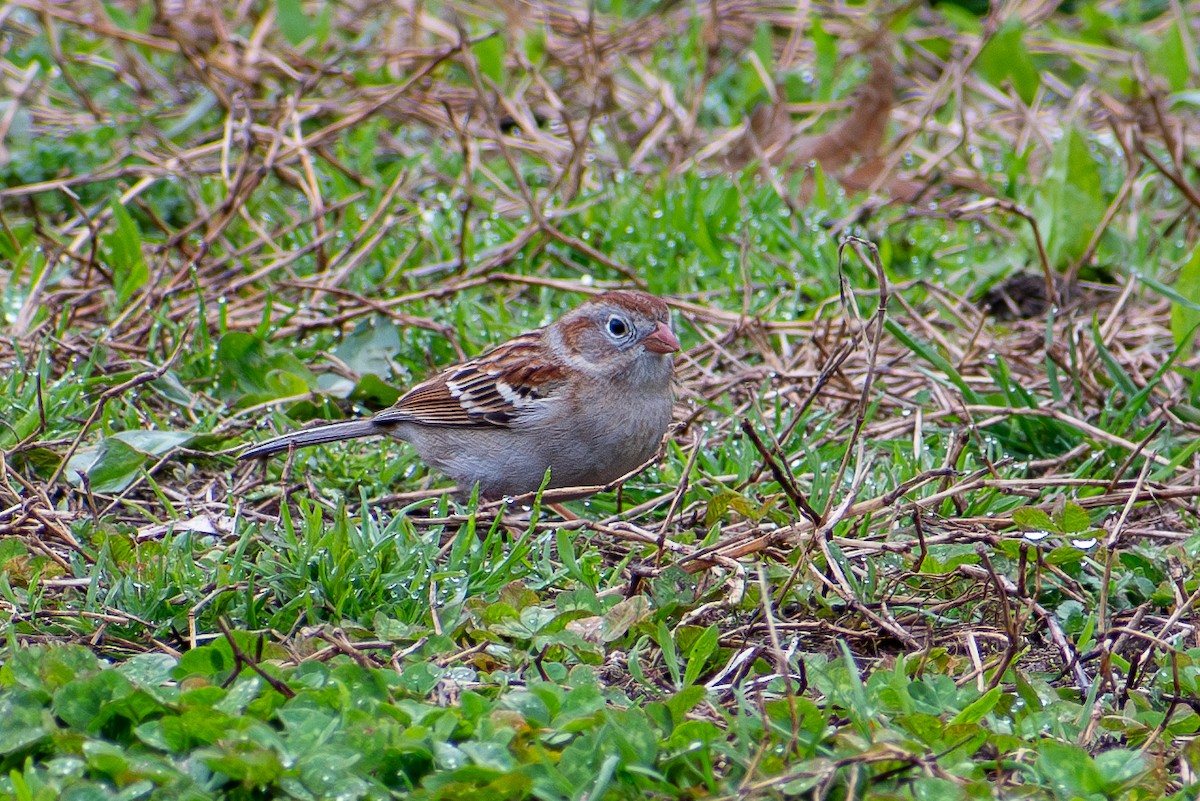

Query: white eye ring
left=607, top=316, right=630, bottom=337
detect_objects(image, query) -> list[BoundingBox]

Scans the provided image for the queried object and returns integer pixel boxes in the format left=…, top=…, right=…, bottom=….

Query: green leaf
left=52, top=669, right=134, bottom=732
left=65, top=431, right=192, bottom=493
left=0, top=689, right=51, bottom=755
left=1033, top=126, right=1106, bottom=270
left=664, top=684, right=706, bottom=727
left=1170, top=248, right=1200, bottom=351
left=176, top=644, right=234, bottom=680
left=885, top=320, right=979, bottom=401
left=489, top=606, right=557, bottom=639
left=82, top=739, right=131, bottom=781
left=0, top=403, right=41, bottom=450
left=1171, top=90, right=1200, bottom=110
left=117, top=653, right=179, bottom=697
left=555, top=527, right=582, bottom=582
left=1093, top=749, right=1147, bottom=789
left=15, top=645, right=100, bottom=693
left=521, top=27, right=545, bottom=65
left=1045, top=545, right=1085, bottom=566
left=150, top=371, right=195, bottom=407
left=1055, top=501, right=1091, bottom=534
left=1012, top=506, right=1055, bottom=531
left=1147, top=20, right=1189, bottom=92
left=472, top=35, right=506, bottom=86
left=656, top=620, right=681, bottom=688
left=275, top=0, right=315, bottom=45
left=607, top=708, right=659, bottom=767
left=103, top=200, right=148, bottom=307
left=1013, top=669, right=1043, bottom=711
left=0, top=537, right=27, bottom=563
left=950, top=686, right=1002, bottom=725
left=683, top=624, right=719, bottom=687
left=64, top=439, right=142, bottom=493
left=811, top=17, right=837, bottom=102
left=115, top=429, right=193, bottom=455
left=1036, top=740, right=1104, bottom=797
left=627, top=637, right=650, bottom=688
left=974, top=20, right=1040, bottom=104
left=1142, top=271, right=1200, bottom=310
left=1091, top=317, right=1139, bottom=398
left=197, top=739, right=286, bottom=785
left=333, top=316, right=402, bottom=379
left=739, top=23, right=774, bottom=109
left=346, top=373, right=402, bottom=406
left=164, top=707, right=239, bottom=751
left=705, top=489, right=758, bottom=526
left=215, top=331, right=317, bottom=403
left=912, top=776, right=968, bottom=801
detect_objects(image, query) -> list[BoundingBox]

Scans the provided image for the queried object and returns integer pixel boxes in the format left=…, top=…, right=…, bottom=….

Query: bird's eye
left=607, top=316, right=629, bottom=337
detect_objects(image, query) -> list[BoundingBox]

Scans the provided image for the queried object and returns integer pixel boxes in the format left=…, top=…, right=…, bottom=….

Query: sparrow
left=240, top=290, right=679, bottom=500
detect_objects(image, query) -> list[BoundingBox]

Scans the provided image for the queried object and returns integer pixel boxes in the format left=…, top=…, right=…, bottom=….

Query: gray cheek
left=633, top=353, right=675, bottom=386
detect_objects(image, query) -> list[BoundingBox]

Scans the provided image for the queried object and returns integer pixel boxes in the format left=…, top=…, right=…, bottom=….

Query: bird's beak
left=643, top=322, right=681, bottom=354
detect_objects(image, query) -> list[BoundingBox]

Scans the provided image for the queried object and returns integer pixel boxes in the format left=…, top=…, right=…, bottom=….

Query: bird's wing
left=371, top=332, right=568, bottom=428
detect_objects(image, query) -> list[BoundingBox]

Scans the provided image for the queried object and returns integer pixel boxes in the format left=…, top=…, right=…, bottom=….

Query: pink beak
left=643, top=321, right=681, bottom=354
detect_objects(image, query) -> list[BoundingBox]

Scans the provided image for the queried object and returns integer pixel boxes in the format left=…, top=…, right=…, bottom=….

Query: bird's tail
left=239, top=420, right=381, bottom=460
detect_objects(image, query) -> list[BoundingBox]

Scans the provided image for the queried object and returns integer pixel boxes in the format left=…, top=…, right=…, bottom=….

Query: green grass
left=3, top=0, right=1200, bottom=798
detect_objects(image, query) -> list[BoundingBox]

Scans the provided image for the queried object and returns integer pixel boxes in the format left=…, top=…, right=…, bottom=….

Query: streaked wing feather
left=371, top=332, right=566, bottom=428
left=374, top=376, right=478, bottom=426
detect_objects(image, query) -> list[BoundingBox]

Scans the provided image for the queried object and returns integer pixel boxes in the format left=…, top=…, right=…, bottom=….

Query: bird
left=240, top=290, right=680, bottom=500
